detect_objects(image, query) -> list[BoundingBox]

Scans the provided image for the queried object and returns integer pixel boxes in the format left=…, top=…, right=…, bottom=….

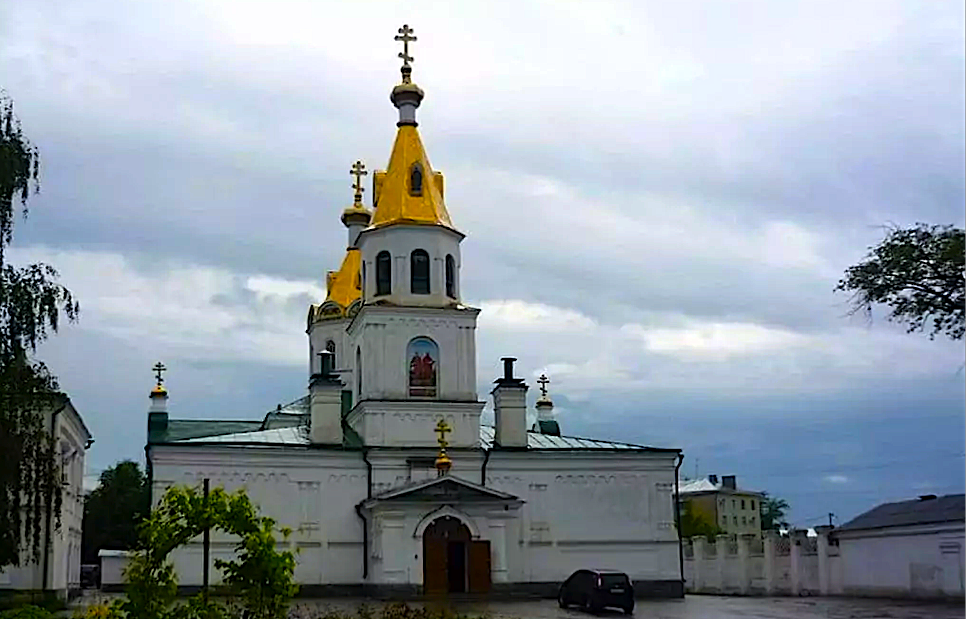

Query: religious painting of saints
left=408, top=337, right=438, bottom=397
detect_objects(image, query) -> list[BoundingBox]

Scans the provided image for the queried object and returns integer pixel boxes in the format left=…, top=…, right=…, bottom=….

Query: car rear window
left=600, top=574, right=628, bottom=587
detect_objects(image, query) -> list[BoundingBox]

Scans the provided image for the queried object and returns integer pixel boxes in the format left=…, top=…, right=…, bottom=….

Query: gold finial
left=350, top=160, right=368, bottom=205
left=151, top=361, right=167, bottom=395
left=395, top=24, right=417, bottom=83
left=434, top=418, right=452, bottom=475
left=537, top=373, right=550, bottom=398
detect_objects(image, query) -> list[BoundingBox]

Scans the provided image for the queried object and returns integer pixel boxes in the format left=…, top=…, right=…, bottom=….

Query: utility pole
left=828, top=512, right=835, bottom=527
left=203, top=478, right=210, bottom=602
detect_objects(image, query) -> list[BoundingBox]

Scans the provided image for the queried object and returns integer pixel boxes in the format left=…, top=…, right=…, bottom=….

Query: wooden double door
left=423, top=516, right=491, bottom=595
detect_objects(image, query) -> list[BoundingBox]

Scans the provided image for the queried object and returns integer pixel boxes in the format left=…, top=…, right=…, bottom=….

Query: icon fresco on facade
left=408, top=337, right=438, bottom=397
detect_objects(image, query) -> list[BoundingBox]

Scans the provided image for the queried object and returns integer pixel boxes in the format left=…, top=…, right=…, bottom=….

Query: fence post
left=763, top=530, right=777, bottom=595
left=814, top=525, right=833, bottom=596
left=790, top=529, right=808, bottom=596
left=738, top=533, right=755, bottom=594
left=716, top=534, right=729, bottom=593
left=692, top=537, right=705, bottom=592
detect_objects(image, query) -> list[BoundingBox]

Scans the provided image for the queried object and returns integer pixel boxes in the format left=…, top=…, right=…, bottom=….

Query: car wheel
left=558, top=591, right=567, bottom=608
left=623, top=604, right=634, bottom=615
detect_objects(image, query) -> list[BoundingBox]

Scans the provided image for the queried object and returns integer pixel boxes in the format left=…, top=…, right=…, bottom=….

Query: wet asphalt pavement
left=286, top=595, right=965, bottom=618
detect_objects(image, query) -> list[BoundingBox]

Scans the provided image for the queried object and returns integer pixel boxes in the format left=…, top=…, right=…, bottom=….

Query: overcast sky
left=2, top=0, right=963, bottom=526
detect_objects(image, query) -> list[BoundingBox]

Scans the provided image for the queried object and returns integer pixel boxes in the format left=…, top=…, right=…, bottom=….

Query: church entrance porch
left=423, top=516, right=491, bottom=595
left=357, top=474, right=522, bottom=595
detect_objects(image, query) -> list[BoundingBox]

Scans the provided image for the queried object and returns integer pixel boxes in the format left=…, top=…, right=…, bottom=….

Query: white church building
left=144, top=26, right=684, bottom=599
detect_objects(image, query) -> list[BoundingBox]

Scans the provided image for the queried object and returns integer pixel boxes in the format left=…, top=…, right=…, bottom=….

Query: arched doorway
left=422, top=516, right=490, bottom=595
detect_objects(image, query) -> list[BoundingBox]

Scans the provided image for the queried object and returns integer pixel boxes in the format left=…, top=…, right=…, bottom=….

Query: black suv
left=558, top=569, right=634, bottom=614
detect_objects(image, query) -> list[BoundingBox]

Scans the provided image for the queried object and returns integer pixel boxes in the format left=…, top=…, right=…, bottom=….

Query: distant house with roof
left=831, top=493, right=964, bottom=599
left=679, top=475, right=765, bottom=536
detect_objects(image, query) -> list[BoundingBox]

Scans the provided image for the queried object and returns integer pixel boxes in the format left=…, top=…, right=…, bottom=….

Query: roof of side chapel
left=318, top=247, right=361, bottom=316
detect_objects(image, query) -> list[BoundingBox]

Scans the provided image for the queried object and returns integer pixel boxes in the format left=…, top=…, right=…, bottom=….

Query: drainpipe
left=480, top=447, right=492, bottom=486
left=674, top=452, right=684, bottom=592
left=144, top=445, right=153, bottom=514
left=42, top=401, right=68, bottom=594
left=355, top=448, right=372, bottom=580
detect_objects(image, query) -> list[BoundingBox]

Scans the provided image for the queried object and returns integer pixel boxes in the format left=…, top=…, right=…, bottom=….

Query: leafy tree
left=678, top=500, right=721, bottom=541
left=81, top=461, right=149, bottom=564
left=760, top=493, right=789, bottom=531
left=837, top=223, right=965, bottom=340
left=0, top=92, right=79, bottom=569
left=108, top=485, right=297, bottom=619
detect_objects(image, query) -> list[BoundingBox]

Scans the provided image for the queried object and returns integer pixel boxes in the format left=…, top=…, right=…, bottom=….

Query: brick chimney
left=492, top=357, right=528, bottom=448
left=310, top=350, right=343, bottom=445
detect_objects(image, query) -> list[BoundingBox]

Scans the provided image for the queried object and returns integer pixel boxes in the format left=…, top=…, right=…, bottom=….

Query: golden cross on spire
left=350, top=160, right=367, bottom=204
left=537, top=373, right=550, bottom=398
left=152, top=361, right=167, bottom=386
left=433, top=419, right=452, bottom=476
left=434, top=418, right=451, bottom=448
left=395, top=24, right=417, bottom=82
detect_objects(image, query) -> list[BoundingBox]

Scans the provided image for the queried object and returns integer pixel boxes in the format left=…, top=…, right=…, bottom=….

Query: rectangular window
left=742, top=516, right=747, bottom=525
left=741, top=499, right=746, bottom=510
left=600, top=574, right=629, bottom=588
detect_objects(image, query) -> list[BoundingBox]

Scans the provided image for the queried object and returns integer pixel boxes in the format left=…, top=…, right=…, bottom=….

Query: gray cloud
left=3, top=0, right=964, bottom=522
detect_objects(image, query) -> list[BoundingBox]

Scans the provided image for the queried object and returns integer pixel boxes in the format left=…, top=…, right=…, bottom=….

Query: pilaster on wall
left=488, top=519, right=508, bottom=583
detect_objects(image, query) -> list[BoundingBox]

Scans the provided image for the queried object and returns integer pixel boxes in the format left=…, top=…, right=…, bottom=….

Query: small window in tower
left=445, top=254, right=456, bottom=298
left=325, top=340, right=336, bottom=368
left=411, top=249, right=430, bottom=294
left=361, top=262, right=366, bottom=295
left=376, top=251, right=391, bottom=296
left=409, top=162, right=423, bottom=196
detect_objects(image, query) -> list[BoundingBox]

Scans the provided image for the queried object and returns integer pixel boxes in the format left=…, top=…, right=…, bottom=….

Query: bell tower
left=346, top=24, right=483, bottom=448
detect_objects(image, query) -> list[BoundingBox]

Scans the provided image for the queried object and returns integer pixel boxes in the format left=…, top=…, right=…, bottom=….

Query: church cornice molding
left=357, top=221, right=466, bottom=243
left=346, top=303, right=480, bottom=334
left=150, top=446, right=365, bottom=468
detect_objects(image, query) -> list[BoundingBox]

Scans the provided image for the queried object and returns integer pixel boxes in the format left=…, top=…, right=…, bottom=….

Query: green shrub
left=0, top=605, right=55, bottom=619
